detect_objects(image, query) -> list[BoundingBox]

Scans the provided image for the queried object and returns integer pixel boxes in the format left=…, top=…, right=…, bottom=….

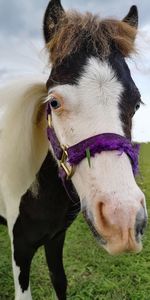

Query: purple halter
left=46, top=102, right=140, bottom=183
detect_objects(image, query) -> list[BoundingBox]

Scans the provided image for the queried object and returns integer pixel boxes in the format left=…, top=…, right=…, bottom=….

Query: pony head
left=43, top=0, right=147, bottom=255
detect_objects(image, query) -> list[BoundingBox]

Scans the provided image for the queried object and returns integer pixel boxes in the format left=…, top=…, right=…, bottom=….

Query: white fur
left=47, top=57, right=146, bottom=251
left=47, top=58, right=143, bottom=204
left=49, top=58, right=124, bottom=146
left=0, top=57, right=146, bottom=294
left=0, top=77, right=48, bottom=299
left=30, top=179, right=39, bottom=198
left=0, top=78, right=48, bottom=210
left=5, top=198, right=32, bottom=300
left=11, top=235, right=32, bottom=300
left=0, top=190, right=6, bottom=218
left=12, top=262, right=32, bottom=300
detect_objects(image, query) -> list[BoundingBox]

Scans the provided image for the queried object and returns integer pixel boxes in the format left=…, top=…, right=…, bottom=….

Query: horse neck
left=0, top=79, right=48, bottom=196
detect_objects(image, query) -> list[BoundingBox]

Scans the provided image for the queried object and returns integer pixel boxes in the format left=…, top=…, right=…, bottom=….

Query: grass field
left=0, top=143, right=150, bottom=300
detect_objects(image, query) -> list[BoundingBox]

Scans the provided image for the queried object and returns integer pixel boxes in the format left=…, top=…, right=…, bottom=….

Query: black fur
left=123, top=5, right=138, bottom=29
left=109, top=51, right=141, bottom=139
left=43, top=0, right=64, bottom=43
left=46, top=50, right=89, bottom=88
left=0, top=216, right=7, bottom=226
left=13, top=152, right=80, bottom=298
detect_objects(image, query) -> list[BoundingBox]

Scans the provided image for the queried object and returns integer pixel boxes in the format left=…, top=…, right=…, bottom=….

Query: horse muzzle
left=82, top=196, right=147, bottom=255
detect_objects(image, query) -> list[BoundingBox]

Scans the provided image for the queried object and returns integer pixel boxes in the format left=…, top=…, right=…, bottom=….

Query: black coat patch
left=0, top=216, right=7, bottom=226
left=13, top=151, right=80, bottom=292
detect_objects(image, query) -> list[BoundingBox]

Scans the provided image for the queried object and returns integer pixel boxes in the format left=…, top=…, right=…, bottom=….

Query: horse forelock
left=46, top=11, right=137, bottom=66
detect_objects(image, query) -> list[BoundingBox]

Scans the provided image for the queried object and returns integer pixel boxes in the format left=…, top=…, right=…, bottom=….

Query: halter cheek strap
left=47, top=103, right=74, bottom=180
left=46, top=102, right=140, bottom=183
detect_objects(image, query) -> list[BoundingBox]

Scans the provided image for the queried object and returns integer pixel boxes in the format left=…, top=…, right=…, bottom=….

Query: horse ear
left=43, top=0, right=65, bottom=43
left=123, top=5, right=138, bottom=29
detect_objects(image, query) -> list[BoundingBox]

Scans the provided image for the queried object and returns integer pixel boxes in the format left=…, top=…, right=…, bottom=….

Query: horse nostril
left=135, top=207, right=147, bottom=240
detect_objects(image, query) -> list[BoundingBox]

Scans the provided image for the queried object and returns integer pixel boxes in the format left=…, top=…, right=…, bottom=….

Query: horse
left=0, top=1, right=147, bottom=299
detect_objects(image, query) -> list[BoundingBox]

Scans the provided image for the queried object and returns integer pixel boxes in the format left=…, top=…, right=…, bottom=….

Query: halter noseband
left=47, top=102, right=140, bottom=183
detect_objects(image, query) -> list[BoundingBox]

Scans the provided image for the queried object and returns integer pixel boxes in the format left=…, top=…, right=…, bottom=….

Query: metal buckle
left=47, top=113, right=74, bottom=179
left=48, top=114, right=52, bottom=127
left=60, top=145, right=74, bottom=179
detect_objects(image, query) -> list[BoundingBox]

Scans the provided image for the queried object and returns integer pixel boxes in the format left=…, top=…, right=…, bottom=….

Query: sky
left=0, top=0, right=149, bottom=142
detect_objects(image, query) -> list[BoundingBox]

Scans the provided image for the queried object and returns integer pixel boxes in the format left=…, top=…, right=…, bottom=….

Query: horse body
left=0, top=78, right=79, bottom=299
left=0, top=79, right=45, bottom=299
left=0, top=1, right=148, bottom=299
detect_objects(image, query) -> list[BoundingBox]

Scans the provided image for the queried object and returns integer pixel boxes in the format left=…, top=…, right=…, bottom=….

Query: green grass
left=0, top=143, right=150, bottom=300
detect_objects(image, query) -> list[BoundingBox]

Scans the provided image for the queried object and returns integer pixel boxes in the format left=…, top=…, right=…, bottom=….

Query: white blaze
left=50, top=57, right=124, bottom=146
left=48, top=57, right=145, bottom=227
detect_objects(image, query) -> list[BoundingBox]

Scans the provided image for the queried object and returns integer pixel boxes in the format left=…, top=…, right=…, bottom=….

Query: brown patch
left=23, top=83, right=48, bottom=168
left=46, top=11, right=137, bottom=65
left=24, top=83, right=48, bottom=126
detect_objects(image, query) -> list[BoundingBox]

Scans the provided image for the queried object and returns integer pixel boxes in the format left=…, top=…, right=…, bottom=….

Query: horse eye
left=135, top=103, right=140, bottom=111
left=50, top=98, right=61, bottom=110
left=132, top=102, right=141, bottom=118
